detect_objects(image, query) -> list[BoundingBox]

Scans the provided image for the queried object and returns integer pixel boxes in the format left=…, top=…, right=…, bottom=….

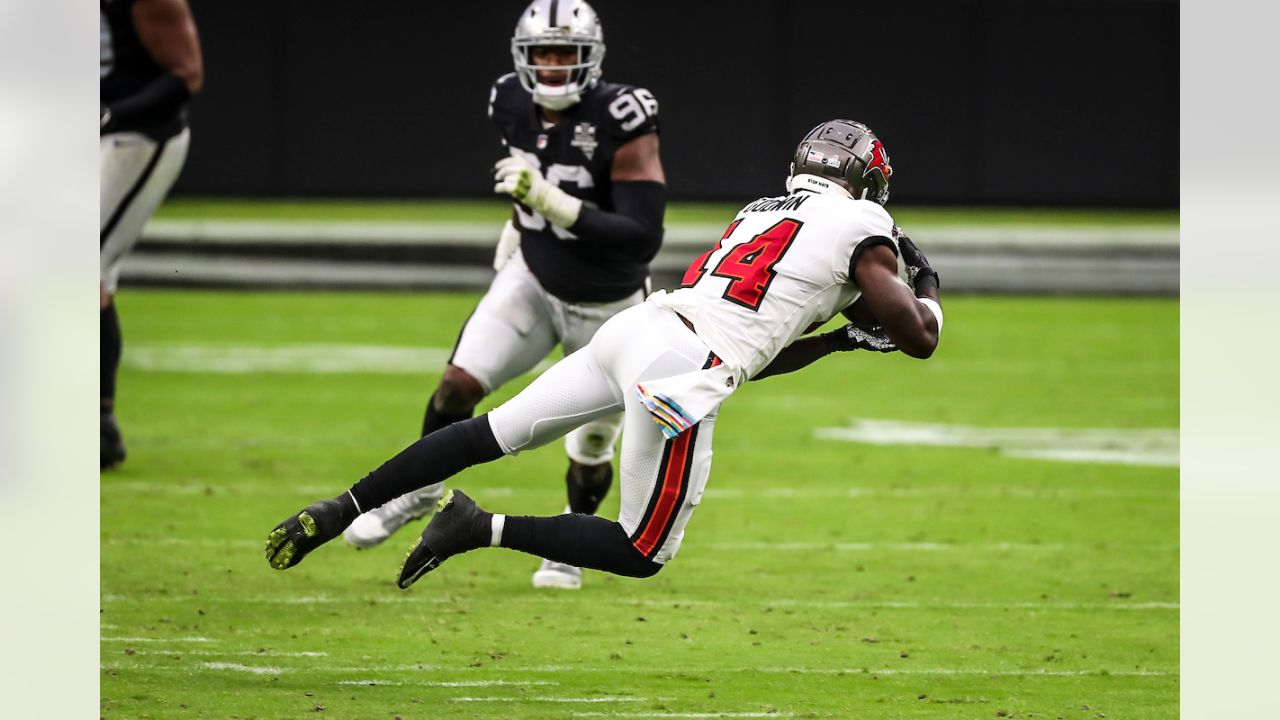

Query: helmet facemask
left=511, top=1, right=606, bottom=111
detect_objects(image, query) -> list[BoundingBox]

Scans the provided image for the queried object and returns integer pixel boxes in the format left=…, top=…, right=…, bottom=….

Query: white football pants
left=489, top=301, right=721, bottom=564
left=100, top=129, right=190, bottom=293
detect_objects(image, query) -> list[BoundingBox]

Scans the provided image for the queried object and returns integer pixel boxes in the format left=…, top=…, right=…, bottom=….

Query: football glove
left=823, top=323, right=898, bottom=353
left=897, top=232, right=940, bottom=292
left=493, top=219, right=520, bottom=271
left=493, top=156, right=582, bottom=229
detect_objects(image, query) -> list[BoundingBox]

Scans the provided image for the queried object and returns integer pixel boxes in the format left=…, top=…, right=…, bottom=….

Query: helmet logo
left=864, top=139, right=892, bottom=182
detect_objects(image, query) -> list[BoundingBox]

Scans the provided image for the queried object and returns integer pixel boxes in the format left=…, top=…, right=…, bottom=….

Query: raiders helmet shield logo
left=570, top=122, right=599, bottom=160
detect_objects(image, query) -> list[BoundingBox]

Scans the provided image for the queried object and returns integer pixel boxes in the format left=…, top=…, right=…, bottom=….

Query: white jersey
left=650, top=184, right=899, bottom=381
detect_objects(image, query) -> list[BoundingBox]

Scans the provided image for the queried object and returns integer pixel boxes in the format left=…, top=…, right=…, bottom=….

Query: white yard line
left=572, top=714, right=792, bottom=719
left=816, top=418, right=1179, bottom=468
left=124, top=343, right=552, bottom=375
left=452, top=696, right=652, bottom=703
left=108, top=661, right=1176, bottom=678
left=102, top=596, right=1176, bottom=611
left=101, top=636, right=215, bottom=643
left=338, top=679, right=558, bottom=687
left=101, top=480, right=1176, bottom=501
left=120, top=649, right=327, bottom=657
left=199, top=662, right=282, bottom=674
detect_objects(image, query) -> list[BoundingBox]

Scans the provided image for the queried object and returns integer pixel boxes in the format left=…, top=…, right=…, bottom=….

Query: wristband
left=917, top=298, right=943, bottom=333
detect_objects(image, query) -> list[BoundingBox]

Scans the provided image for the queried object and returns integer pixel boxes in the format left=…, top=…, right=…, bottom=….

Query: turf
left=154, top=197, right=1179, bottom=229
left=101, top=290, right=1178, bottom=719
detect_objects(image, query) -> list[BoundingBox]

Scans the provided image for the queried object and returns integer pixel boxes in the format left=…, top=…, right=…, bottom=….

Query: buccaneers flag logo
left=864, top=139, right=893, bottom=182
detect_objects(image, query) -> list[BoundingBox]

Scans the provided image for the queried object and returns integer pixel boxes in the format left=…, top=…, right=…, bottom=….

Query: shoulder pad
left=595, top=82, right=660, bottom=141
left=488, top=73, right=525, bottom=132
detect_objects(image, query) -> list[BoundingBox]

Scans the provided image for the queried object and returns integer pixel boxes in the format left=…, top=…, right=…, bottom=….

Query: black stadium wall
left=176, top=0, right=1178, bottom=207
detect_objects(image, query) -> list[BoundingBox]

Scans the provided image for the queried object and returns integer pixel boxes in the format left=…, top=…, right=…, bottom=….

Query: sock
left=422, top=391, right=475, bottom=437
left=101, top=302, right=122, bottom=410
left=350, top=414, right=503, bottom=512
left=566, top=463, right=613, bottom=515
left=500, top=514, right=662, bottom=578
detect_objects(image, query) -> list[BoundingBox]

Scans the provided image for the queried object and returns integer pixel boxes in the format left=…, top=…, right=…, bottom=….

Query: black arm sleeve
left=568, top=180, right=666, bottom=263
left=848, top=235, right=898, bottom=280
left=103, top=73, right=191, bottom=134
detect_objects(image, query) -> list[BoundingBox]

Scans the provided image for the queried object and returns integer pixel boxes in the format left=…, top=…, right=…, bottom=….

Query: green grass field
left=100, top=289, right=1178, bottom=719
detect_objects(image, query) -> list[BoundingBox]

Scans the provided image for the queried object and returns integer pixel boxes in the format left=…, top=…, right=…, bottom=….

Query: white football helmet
left=511, top=0, right=606, bottom=111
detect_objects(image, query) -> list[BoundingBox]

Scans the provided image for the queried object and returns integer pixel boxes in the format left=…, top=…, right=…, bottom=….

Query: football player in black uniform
left=342, top=0, right=666, bottom=590
left=100, top=0, right=202, bottom=469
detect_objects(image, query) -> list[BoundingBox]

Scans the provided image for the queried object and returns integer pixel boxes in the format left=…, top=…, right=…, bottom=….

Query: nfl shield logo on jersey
left=536, top=133, right=548, bottom=150
left=571, top=122, right=599, bottom=160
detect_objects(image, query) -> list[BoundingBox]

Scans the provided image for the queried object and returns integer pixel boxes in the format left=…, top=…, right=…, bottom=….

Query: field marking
left=338, top=679, right=557, bottom=688
left=101, top=479, right=1177, bottom=501
left=710, top=541, right=1177, bottom=553
left=199, top=662, right=282, bottom=674
left=117, top=649, right=327, bottom=658
left=453, top=696, right=652, bottom=703
left=100, top=595, right=1176, bottom=611
left=101, top=536, right=1177, bottom=556
left=817, top=418, right=1179, bottom=467
left=125, top=343, right=551, bottom=376
left=572, top=714, right=791, bottom=719
left=101, top=636, right=215, bottom=643
left=107, top=661, right=1177, bottom=679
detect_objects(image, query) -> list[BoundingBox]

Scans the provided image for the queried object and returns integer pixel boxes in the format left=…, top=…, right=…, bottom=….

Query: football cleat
left=101, top=411, right=126, bottom=470
left=397, top=489, right=491, bottom=589
left=532, top=559, right=582, bottom=590
left=343, top=486, right=442, bottom=549
left=265, top=496, right=355, bottom=570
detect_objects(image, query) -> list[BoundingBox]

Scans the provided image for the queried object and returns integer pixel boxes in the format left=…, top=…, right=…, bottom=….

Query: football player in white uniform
left=341, top=0, right=666, bottom=591
left=267, top=119, right=943, bottom=588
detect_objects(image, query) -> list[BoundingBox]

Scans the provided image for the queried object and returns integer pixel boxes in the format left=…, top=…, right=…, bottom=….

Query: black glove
left=897, top=232, right=940, bottom=292
left=823, top=323, right=898, bottom=353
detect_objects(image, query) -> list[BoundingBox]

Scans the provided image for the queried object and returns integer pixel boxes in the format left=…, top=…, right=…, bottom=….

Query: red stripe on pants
left=632, top=429, right=694, bottom=558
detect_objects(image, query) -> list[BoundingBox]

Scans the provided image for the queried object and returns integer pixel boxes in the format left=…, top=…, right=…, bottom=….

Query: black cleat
left=101, top=411, right=126, bottom=470
left=265, top=495, right=358, bottom=570
left=397, top=489, right=491, bottom=589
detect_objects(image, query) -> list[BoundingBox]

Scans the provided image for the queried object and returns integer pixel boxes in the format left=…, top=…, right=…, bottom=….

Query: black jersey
left=100, top=0, right=186, bottom=139
left=489, top=73, right=661, bottom=303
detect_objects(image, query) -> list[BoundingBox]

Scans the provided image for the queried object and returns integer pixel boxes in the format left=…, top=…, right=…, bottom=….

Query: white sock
left=490, top=514, right=506, bottom=547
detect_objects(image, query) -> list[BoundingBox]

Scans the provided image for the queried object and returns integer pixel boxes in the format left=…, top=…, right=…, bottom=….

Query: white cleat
left=343, top=486, right=442, bottom=549
left=532, top=559, right=582, bottom=589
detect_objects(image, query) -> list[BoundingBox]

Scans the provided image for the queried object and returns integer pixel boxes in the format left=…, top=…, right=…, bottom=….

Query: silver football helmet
left=787, top=119, right=893, bottom=205
left=511, top=0, right=606, bottom=111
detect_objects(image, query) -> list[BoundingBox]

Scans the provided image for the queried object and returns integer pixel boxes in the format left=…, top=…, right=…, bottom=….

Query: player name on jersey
left=741, top=194, right=811, bottom=214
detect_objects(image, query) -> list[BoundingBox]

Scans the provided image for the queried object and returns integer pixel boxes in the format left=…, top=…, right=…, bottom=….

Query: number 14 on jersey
left=681, top=218, right=803, bottom=311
